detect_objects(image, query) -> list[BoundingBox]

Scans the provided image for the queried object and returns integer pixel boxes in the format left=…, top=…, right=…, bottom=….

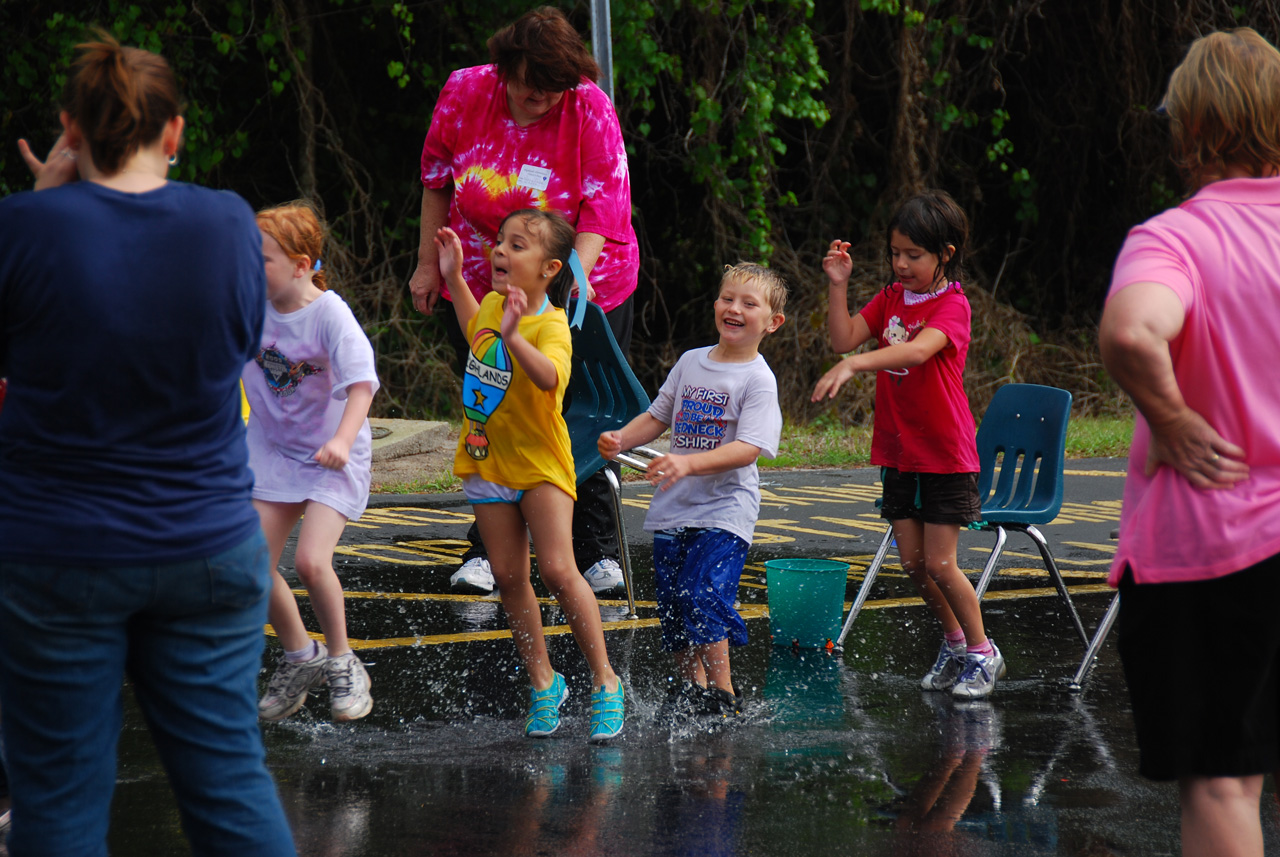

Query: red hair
left=257, top=201, right=330, bottom=291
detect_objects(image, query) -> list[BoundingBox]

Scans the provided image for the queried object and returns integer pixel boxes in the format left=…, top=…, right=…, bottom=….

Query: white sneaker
left=583, top=558, right=625, bottom=595
left=920, top=640, right=967, bottom=691
left=326, top=652, right=373, bottom=721
left=952, top=641, right=1007, bottom=700
left=450, top=557, right=494, bottom=594
left=259, top=641, right=329, bottom=721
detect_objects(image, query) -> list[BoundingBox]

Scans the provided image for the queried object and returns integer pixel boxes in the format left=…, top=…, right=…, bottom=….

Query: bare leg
left=292, top=501, right=354, bottom=657
left=895, top=519, right=962, bottom=635
left=521, top=484, right=619, bottom=693
left=1180, top=774, right=1264, bottom=857
left=921, top=522, right=986, bottom=646
left=695, top=639, right=733, bottom=695
left=674, top=649, right=706, bottom=686
left=254, top=499, right=312, bottom=652
left=473, top=502, right=556, bottom=691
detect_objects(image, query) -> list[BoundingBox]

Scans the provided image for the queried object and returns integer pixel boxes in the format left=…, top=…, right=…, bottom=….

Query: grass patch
left=1064, top=414, right=1133, bottom=458
left=762, top=412, right=1133, bottom=471
left=372, top=473, right=462, bottom=495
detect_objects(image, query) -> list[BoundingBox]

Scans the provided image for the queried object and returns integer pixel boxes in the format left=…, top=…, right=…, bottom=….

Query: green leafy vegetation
left=2, top=2, right=1244, bottom=426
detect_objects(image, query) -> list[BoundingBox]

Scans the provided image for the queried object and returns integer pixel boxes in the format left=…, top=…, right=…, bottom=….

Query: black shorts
left=879, top=468, right=981, bottom=525
left=1118, top=555, right=1280, bottom=781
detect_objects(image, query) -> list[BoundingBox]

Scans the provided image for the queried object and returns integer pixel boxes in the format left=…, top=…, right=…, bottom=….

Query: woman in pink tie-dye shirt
left=409, top=6, right=638, bottom=599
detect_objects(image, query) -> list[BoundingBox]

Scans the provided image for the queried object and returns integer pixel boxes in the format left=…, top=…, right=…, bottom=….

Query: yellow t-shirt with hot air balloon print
left=453, top=292, right=576, bottom=499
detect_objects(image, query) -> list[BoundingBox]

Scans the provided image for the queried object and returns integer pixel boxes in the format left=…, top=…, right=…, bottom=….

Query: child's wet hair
left=499, top=209, right=577, bottom=308
left=257, top=200, right=329, bottom=291
left=720, top=262, right=789, bottom=315
left=885, top=190, right=969, bottom=289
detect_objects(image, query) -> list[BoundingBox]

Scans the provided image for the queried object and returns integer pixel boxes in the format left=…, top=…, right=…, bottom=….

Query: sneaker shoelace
left=328, top=658, right=358, bottom=700
left=267, top=659, right=315, bottom=697
left=959, top=657, right=992, bottom=683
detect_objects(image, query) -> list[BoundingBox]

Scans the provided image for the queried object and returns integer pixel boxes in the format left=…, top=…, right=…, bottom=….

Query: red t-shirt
left=859, top=283, right=979, bottom=474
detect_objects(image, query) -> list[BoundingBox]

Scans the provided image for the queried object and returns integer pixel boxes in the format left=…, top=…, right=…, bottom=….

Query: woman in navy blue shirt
left=0, top=31, right=294, bottom=856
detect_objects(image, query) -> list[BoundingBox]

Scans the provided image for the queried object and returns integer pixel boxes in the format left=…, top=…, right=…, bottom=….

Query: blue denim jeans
left=0, top=530, right=295, bottom=856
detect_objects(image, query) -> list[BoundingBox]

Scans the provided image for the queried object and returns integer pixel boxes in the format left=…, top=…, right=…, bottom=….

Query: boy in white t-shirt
left=598, top=263, right=786, bottom=721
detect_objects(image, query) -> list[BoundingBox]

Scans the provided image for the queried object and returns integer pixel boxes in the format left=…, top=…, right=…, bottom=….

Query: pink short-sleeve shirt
left=420, top=65, right=639, bottom=312
left=1107, top=176, right=1280, bottom=585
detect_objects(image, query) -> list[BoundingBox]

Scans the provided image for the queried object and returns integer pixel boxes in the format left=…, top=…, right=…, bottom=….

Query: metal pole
left=590, top=0, right=614, bottom=102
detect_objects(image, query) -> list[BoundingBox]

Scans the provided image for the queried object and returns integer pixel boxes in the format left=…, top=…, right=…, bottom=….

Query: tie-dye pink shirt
left=420, top=65, right=639, bottom=312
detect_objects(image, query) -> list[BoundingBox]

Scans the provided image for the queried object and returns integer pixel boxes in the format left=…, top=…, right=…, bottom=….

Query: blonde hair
left=1164, top=27, right=1280, bottom=190
left=721, top=262, right=789, bottom=315
left=256, top=201, right=329, bottom=291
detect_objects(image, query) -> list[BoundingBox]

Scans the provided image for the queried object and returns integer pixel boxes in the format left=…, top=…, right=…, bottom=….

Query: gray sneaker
left=259, top=641, right=329, bottom=721
left=951, top=642, right=1007, bottom=700
left=921, top=640, right=967, bottom=691
left=326, top=652, right=373, bottom=721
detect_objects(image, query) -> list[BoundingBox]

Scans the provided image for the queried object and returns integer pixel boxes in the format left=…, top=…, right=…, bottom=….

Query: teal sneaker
left=526, top=673, right=569, bottom=738
left=588, top=681, right=625, bottom=743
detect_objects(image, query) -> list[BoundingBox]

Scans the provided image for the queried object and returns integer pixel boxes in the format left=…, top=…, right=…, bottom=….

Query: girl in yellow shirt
left=437, top=209, right=623, bottom=742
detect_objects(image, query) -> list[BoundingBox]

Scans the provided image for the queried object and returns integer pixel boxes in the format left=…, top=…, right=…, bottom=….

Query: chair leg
left=601, top=467, right=637, bottom=620
left=1024, top=524, right=1089, bottom=647
left=972, top=526, right=1008, bottom=600
left=834, top=524, right=893, bottom=649
left=1067, top=592, right=1120, bottom=692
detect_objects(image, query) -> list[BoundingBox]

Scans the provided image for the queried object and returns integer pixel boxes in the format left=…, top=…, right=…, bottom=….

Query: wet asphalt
left=103, top=460, right=1280, bottom=856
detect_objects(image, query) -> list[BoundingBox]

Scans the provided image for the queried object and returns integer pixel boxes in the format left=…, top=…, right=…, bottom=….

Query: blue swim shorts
left=652, top=527, right=749, bottom=653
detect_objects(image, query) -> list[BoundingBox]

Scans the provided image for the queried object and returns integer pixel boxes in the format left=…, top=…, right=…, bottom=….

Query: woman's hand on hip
left=1145, top=408, right=1249, bottom=490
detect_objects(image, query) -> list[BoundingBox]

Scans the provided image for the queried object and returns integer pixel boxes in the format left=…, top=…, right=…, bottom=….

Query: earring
left=167, top=153, right=179, bottom=166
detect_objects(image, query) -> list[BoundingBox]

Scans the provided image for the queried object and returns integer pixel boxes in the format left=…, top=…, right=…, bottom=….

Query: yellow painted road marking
left=966, top=547, right=1115, bottom=568
left=1063, top=469, right=1126, bottom=477
left=811, top=516, right=898, bottom=534
left=272, top=584, right=1113, bottom=650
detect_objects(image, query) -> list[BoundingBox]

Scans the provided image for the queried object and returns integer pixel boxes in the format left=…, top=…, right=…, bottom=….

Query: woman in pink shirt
left=407, top=6, right=638, bottom=599
left=1100, top=28, right=1280, bottom=857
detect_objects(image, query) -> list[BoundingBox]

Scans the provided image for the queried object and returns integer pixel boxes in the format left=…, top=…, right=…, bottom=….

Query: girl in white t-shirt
left=244, top=201, right=379, bottom=723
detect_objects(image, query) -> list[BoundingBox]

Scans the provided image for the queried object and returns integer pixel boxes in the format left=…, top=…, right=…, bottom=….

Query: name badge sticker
left=517, top=164, right=552, bottom=191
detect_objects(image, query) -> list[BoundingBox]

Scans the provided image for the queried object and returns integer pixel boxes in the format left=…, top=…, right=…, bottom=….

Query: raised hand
left=822, top=239, right=853, bottom=286
left=18, top=132, right=81, bottom=191
left=500, top=286, right=528, bottom=340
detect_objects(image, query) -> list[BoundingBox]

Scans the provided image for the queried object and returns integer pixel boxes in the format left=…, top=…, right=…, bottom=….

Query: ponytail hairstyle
left=62, top=29, right=184, bottom=175
left=885, top=190, right=969, bottom=292
left=498, top=209, right=577, bottom=308
left=257, top=201, right=330, bottom=291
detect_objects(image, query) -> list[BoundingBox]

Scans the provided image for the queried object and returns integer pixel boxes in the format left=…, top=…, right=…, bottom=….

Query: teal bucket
left=764, top=558, right=849, bottom=648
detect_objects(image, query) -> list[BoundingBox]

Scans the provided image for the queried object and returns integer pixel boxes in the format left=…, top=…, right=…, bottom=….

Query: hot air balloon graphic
left=462, top=328, right=513, bottom=460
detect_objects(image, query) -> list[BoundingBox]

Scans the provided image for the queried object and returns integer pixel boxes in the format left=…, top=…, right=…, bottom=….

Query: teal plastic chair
left=562, top=299, right=650, bottom=618
left=836, top=384, right=1092, bottom=679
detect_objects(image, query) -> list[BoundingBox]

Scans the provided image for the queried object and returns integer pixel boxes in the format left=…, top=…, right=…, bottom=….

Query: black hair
left=498, top=208, right=577, bottom=309
left=885, top=190, right=969, bottom=291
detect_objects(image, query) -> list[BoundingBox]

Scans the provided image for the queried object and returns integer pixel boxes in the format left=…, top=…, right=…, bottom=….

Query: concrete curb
left=369, top=418, right=451, bottom=462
